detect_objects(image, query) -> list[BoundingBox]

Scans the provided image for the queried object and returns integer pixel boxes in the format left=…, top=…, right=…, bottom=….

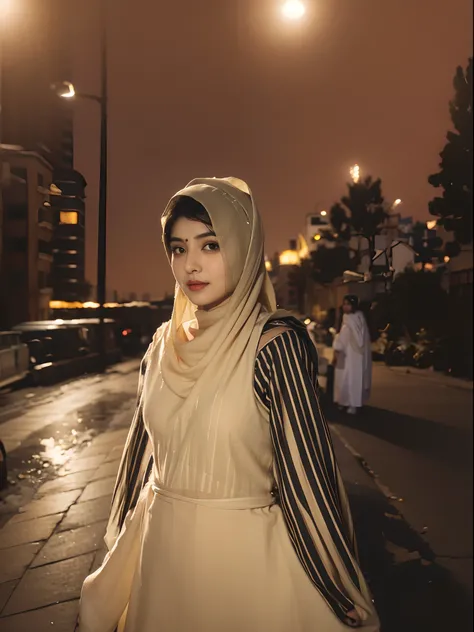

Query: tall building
left=0, top=148, right=55, bottom=328
left=1, top=0, right=88, bottom=308
left=305, top=213, right=333, bottom=252
left=51, top=170, right=88, bottom=302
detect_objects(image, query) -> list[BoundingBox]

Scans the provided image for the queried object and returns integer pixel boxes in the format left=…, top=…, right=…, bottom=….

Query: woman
left=333, top=295, right=372, bottom=415
left=78, top=178, right=379, bottom=632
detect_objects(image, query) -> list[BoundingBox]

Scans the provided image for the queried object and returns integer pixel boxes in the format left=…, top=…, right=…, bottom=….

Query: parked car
left=12, top=322, right=90, bottom=366
left=0, top=330, right=30, bottom=389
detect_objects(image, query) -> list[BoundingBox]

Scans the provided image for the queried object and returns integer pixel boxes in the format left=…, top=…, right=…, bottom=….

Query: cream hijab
left=160, top=176, right=281, bottom=399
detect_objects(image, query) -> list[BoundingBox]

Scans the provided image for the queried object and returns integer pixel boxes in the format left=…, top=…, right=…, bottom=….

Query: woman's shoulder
left=258, top=317, right=315, bottom=360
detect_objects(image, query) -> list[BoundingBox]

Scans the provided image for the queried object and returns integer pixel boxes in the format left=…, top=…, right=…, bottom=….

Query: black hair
left=163, top=196, right=213, bottom=250
left=343, top=294, right=359, bottom=311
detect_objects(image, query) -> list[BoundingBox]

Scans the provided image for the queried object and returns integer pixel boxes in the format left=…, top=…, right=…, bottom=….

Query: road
left=326, top=363, right=473, bottom=631
left=0, top=360, right=472, bottom=631
left=330, top=365, right=473, bottom=587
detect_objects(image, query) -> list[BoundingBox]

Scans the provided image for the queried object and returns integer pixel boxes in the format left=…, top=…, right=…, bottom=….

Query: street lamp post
left=54, top=1, right=108, bottom=373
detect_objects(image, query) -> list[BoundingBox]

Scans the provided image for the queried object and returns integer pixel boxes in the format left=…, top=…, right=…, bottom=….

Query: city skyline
left=69, top=0, right=473, bottom=298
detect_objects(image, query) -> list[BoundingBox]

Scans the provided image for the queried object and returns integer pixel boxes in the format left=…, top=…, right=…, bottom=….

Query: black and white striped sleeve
left=255, top=328, right=367, bottom=624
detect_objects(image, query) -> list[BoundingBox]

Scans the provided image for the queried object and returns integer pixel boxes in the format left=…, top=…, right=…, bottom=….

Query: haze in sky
left=71, top=0, right=473, bottom=299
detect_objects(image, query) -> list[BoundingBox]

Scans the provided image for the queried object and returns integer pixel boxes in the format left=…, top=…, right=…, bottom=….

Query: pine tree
left=428, top=58, right=473, bottom=256
left=329, top=176, right=388, bottom=268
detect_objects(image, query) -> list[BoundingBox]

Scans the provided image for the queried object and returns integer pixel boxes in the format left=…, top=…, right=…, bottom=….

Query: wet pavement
left=0, top=361, right=472, bottom=631
left=0, top=361, right=139, bottom=529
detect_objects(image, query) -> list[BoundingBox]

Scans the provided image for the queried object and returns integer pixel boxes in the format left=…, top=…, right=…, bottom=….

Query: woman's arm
left=255, top=329, right=375, bottom=627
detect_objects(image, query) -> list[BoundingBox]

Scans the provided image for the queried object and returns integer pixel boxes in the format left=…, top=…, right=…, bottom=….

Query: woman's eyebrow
left=169, top=231, right=216, bottom=243
left=195, top=230, right=216, bottom=239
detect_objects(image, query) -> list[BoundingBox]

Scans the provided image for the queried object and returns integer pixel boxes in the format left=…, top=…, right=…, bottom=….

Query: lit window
left=60, top=211, right=78, bottom=224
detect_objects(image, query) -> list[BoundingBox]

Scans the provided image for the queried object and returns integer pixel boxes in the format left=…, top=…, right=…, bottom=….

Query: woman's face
left=342, top=300, right=354, bottom=314
left=169, top=217, right=227, bottom=310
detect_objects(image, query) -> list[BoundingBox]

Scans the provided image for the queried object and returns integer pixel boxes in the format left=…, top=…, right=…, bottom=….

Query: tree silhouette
left=329, top=176, right=388, bottom=268
left=411, top=222, right=444, bottom=269
left=311, top=245, right=354, bottom=285
left=428, top=57, right=473, bottom=255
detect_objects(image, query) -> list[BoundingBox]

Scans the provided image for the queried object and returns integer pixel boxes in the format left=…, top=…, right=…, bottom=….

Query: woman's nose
left=184, top=253, right=202, bottom=274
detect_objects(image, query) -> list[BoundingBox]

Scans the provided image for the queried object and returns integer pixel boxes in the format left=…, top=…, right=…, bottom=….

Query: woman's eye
left=171, top=246, right=185, bottom=255
left=203, top=242, right=220, bottom=252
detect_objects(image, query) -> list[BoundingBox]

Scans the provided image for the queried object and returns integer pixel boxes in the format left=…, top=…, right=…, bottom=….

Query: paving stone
left=104, top=444, right=124, bottom=462
left=78, top=477, right=116, bottom=503
left=32, top=521, right=108, bottom=567
left=0, top=599, right=79, bottom=631
left=58, top=497, right=112, bottom=532
left=90, top=460, right=120, bottom=481
left=59, top=455, right=105, bottom=475
left=2, top=553, right=93, bottom=616
left=90, top=429, right=128, bottom=447
left=0, top=542, right=42, bottom=583
left=37, top=470, right=95, bottom=496
left=0, top=581, right=17, bottom=613
left=11, top=490, right=81, bottom=524
left=0, top=514, right=63, bottom=549
left=77, top=442, right=115, bottom=458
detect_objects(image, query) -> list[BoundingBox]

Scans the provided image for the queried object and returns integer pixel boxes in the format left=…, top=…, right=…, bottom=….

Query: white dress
left=333, top=312, right=372, bottom=409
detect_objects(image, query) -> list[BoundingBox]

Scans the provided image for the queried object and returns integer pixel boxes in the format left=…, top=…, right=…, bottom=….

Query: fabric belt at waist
left=152, top=484, right=275, bottom=510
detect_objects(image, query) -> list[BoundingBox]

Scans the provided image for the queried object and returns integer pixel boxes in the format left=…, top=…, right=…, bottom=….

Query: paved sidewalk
left=0, top=417, right=132, bottom=631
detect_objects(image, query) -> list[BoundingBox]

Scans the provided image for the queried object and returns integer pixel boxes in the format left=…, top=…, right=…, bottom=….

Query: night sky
left=71, top=0, right=473, bottom=300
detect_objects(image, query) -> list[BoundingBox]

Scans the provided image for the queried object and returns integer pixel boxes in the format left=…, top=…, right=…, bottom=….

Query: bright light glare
left=320, top=210, right=327, bottom=217
left=279, top=249, right=300, bottom=266
left=426, top=220, right=437, bottom=230
left=281, top=0, right=306, bottom=21
left=60, top=82, right=76, bottom=98
left=393, top=198, right=402, bottom=208
left=53, top=81, right=76, bottom=99
left=0, top=0, right=12, bottom=15
left=350, top=164, right=360, bottom=183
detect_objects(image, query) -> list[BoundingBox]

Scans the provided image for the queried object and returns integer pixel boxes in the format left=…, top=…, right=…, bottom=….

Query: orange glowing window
left=60, top=211, right=78, bottom=224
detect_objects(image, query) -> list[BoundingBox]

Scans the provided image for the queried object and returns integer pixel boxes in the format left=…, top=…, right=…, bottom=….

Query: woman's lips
left=186, top=282, right=209, bottom=292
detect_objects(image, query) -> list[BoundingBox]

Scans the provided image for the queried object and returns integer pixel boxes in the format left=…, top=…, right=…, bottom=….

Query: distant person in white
left=332, top=295, right=372, bottom=414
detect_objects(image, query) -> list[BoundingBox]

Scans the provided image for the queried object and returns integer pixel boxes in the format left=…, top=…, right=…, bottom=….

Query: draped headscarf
left=106, top=177, right=286, bottom=547
left=159, top=176, right=280, bottom=399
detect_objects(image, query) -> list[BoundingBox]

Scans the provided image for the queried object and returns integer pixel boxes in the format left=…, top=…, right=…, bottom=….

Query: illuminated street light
left=320, top=210, right=327, bottom=217
left=281, top=0, right=306, bottom=21
left=393, top=198, right=402, bottom=208
left=350, top=164, right=360, bottom=183
left=53, top=81, right=76, bottom=99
